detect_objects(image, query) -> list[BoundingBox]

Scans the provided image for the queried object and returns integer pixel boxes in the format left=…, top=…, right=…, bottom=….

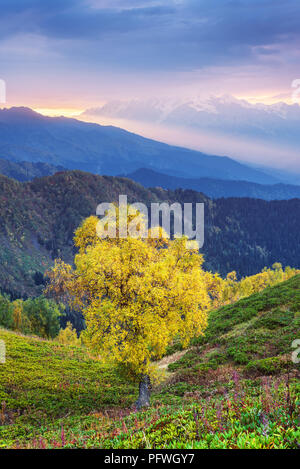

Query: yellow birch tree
left=46, top=206, right=210, bottom=408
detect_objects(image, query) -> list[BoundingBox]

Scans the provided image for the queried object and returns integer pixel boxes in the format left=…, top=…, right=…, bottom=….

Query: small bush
left=246, top=356, right=290, bottom=375
left=57, top=322, right=80, bottom=346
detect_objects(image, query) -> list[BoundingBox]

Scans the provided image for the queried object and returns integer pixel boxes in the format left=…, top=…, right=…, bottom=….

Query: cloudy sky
left=1, top=0, right=300, bottom=170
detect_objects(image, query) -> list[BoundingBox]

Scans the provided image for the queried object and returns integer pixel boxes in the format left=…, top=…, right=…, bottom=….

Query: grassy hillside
left=0, top=328, right=135, bottom=448
left=0, top=276, right=299, bottom=449
left=1, top=170, right=300, bottom=298
left=169, top=272, right=300, bottom=374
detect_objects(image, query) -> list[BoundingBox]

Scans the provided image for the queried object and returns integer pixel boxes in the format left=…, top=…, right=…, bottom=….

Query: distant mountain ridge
left=84, top=95, right=300, bottom=147
left=0, top=107, right=279, bottom=184
left=83, top=95, right=300, bottom=180
left=0, top=158, right=64, bottom=182
left=2, top=160, right=300, bottom=202
left=123, top=168, right=300, bottom=201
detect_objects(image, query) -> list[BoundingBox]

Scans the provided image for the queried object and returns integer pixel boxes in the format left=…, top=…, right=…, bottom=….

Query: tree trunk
left=135, top=374, right=151, bottom=410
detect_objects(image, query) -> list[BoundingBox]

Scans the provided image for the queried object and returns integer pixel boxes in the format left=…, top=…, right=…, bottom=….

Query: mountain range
left=123, top=168, right=300, bottom=201
left=0, top=107, right=280, bottom=184
left=83, top=95, right=300, bottom=181
left=2, top=159, right=300, bottom=202
left=84, top=95, right=300, bottom=147
left=0, top=106, right=299, bottom=299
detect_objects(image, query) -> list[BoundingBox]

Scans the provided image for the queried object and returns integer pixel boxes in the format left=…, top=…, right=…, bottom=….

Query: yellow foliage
left=46, top=205, right=300, bottom=381
left=12, top=300, right=23, bottom=332
left=57, top=322, right=80, bottom=346
left=47, top=206, right=210, bottom=379
left=216, top=263, right=300, bottom=306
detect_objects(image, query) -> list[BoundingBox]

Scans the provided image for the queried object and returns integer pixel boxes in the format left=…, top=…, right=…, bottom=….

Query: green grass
left=0, top=329, right=135, bottom=447
left=3, top=375, right=299, bottom=449
left=168, top=274, right=300, bottom=374
left=0, top=275, right=300, bottom=449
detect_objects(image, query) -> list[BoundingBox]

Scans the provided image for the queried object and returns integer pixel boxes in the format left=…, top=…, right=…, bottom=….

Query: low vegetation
left=0, top=328, right=136, bottom=448
left=0, top=275, right=299, bottom=449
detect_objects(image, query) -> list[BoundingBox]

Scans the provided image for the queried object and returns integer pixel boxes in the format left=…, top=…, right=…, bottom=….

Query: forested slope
left=0, top=171, right=300, bottom=298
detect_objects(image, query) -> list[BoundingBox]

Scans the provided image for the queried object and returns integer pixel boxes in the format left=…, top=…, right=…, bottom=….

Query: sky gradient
left=1, top=0, right=300, bottom=170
